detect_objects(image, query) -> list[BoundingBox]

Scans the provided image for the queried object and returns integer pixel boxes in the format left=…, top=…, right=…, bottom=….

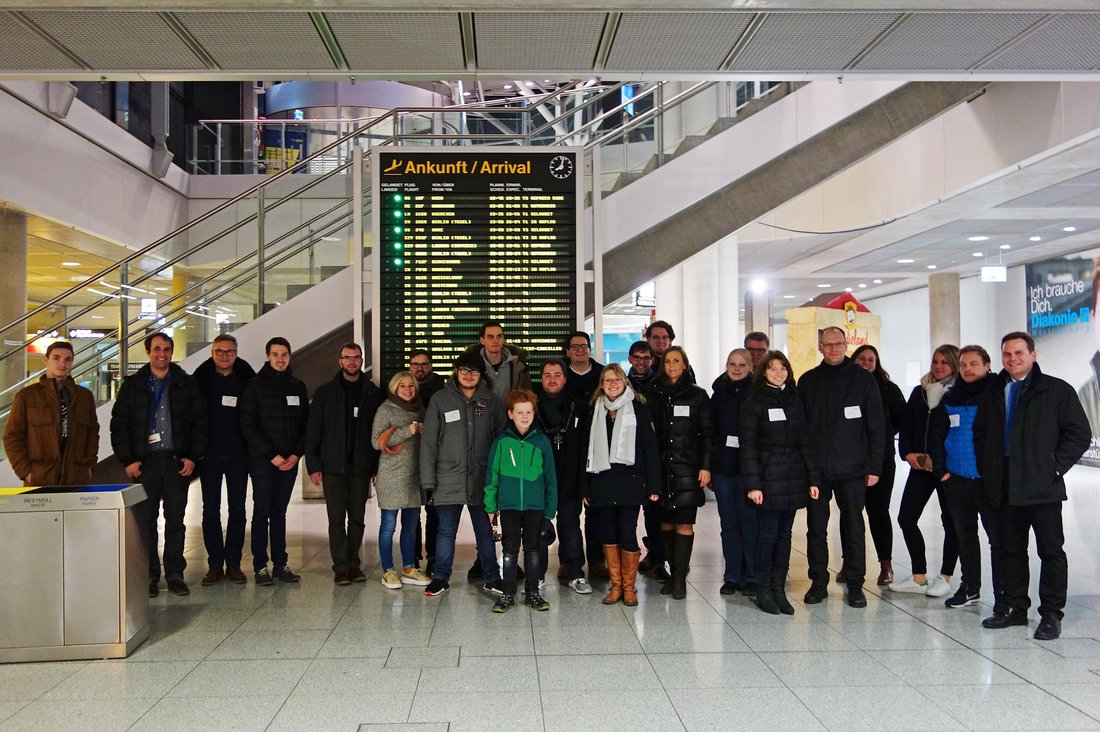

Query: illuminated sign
left=373, top=148, right=581, bottom=378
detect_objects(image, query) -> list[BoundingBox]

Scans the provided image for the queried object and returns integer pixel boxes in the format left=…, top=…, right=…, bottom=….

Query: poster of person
left=1026, top=247, right=1099, bottom=466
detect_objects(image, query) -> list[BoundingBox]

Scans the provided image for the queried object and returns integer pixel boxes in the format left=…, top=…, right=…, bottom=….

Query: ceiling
left=1, top=4, right=1100, bottom=81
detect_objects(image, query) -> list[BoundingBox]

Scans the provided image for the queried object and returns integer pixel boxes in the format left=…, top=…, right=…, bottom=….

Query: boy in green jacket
left=485, top=389, right=558, bottom=612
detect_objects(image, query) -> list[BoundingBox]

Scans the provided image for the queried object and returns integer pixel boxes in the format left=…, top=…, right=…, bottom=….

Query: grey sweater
left=370, top=399, right=424, bottom=510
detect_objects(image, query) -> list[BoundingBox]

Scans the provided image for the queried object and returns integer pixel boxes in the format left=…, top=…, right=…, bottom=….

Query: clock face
left=549, top=155, right=573, bottom=179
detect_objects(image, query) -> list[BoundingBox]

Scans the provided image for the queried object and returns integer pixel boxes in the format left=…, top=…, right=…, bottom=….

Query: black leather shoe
left=803, top=583, right=828, bottom=604
left=719, top=581, right=739, bottom=595
left=167, top=578, right=190, bottom=596
left=846, top=586, right=867, bottom=608
left=148, top=579, right=159, bottom=598
left=982, top=607, right=1028, bottom=629
left=1033, top=615, right=1061, bottom=641
left=739, top=581, right=758, bottom=597
left=650, top=565, right=672, bottom=583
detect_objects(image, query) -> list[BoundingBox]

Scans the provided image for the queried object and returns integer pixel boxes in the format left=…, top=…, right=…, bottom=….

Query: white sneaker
left=888, top=576, right=929, bottom=593
left=925, top=575, right=952, bottom=598
left=569, top=577, right=593, bottom=595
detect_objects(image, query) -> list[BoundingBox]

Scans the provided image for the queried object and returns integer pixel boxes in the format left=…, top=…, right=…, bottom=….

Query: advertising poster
left=1026, top=248, right=1099, bottom=466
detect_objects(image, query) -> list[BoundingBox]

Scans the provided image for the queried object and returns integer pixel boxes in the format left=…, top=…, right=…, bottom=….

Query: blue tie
left=1004, top=379, right=1020, bottom=455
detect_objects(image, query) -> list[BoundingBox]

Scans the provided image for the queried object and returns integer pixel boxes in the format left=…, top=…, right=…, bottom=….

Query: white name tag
left=768, top=409, right=786, bottom=422
left=574, top=417, right=579, bottom=428
left=444, top=409, right=460, bottom=423
left=221, top=395, right=237, bottom=407
left=949, top=413, right=961, bottom=428
left=287, top=395, right=300, bottom=406
left=621, top=413, right=637, bottom=426
left=147, top=432, right=162, bottom=444
left=353, top=406, right=359, bottom=418
left=726, top=435, right=740, bottom=448
left=674, top=405, right=690, bottom=417
left=844, top=405, right=862, bottom=419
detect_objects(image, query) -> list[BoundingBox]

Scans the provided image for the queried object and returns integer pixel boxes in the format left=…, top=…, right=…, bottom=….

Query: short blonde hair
left=387, top=370, right=418, bottom=397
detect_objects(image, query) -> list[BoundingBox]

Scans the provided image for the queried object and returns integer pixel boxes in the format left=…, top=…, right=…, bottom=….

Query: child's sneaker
left=492, top=594, right=515, bottom=613
left=380, top=569, right=402, bottom=589
left=401, top=567, right=431, bottom=586
left=482, top=579, right=504, bottom=596
left=525, top=593, right=550, bottom=611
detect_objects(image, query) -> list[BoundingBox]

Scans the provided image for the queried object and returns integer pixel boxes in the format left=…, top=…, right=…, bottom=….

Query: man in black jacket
left=193, top=334, right=255, bottom=586
left=409, top=348, right=444, bottom=573
left=564, top=331, right=603, bottom=403
left=626, top=341, right=657, bottom=394
left=305, top=343, right=384, bottom=585
left=110, top=331, right=208, bottom=598
left=974, top=332, right=1090, bottom=640
left=798, top=326, right=884, bottom=608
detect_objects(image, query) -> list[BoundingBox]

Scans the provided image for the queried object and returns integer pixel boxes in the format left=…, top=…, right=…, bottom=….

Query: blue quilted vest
left=944, top=403, right=980, bottom=479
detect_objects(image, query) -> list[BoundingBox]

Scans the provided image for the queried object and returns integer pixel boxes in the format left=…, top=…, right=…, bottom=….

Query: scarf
left=387, top=392, right=422, bottom=413
left=586, top=386, right=637, bottom=473
left=921, top=373, right=956, bottom=409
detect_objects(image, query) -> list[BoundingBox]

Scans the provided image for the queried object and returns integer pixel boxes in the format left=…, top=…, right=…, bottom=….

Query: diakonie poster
left=1026, top=248, right=1099, bottom=467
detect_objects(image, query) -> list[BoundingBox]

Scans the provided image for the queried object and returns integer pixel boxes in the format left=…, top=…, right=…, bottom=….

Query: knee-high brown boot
left=602, top=545, right=622, bottom=604
left=621, top=549, right=641, bottom=606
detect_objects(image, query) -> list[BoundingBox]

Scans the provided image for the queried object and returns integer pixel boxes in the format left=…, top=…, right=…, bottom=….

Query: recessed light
left=897, top=258, right=914, bottom=264
left=1063, top=226, right=1077, bottom=232
left=525, top=81, right=535, bottom=87
left=61, top=261, right=80, bottom=266
left=751, top=278, right=766, bottom=293
left=858, top=283, right=867, bottom=288
left=1029, top=236, right=1041, bottom=242
left=844, top=287, right=853, bottom=292
left=873, top=279, right=883, bottom=284
left=927, top=264, right=937, bottom=270
left=503, top=84, right=513, bottom=90
left=462, top=91, right=471, bottom=96
left=543, top=79, right=552, bottom=83
left=972, top=252, right=984, bottom=257
left=999, top=244, right=1011, bottom=250
left=817, top=283, right=831, bottom=288
left=90, top=315, right=104, bottom=319
left=967, top=236, right=988, bottom=242
left=783, top=295, right=796, bottom=299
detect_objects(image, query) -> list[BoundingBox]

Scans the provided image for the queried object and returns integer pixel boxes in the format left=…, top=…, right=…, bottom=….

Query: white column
left=716, top=233, right=740, bottom=358
left=682, top=247, right=721, bottom=387
left=654, top=264, right=684, bottom=340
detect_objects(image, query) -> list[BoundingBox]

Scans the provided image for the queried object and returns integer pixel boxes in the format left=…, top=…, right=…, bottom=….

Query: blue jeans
left=379, top=507, right=419, bottom=571
left=249, top=457, right=297, bottom=571
left=432, top=503, right=501, bottom=583
left=711, top=473, right=758, bottom=584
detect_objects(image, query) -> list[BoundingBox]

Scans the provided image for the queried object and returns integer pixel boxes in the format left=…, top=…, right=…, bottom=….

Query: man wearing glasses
left=798, top=326, right=885, bottom=608
left=626, top=341, right=657, bottom=393
left=409, top=349, right=445, bottom=406
left=564, top=331, right=603, bottom=402
left=744, top=331, right=770, bottom=369
left=305, top=343, right=384, bottom=585
left=193, top=333, right=256, bottom=586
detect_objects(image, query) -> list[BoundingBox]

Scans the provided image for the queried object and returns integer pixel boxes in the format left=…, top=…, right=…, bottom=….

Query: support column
left=0, top=208, right=28, bottom=391
left=744, top=290, right=772, bottom=344
left=929, top=273, right=961, bottom=349
left=654, top=264, right=684, bottom=344
left=716, top=234, right=739, bottom=355
left=682, top=247, right=719, bottom=385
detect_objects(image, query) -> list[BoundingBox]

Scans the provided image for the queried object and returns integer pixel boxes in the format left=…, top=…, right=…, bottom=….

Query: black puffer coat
left=710, top=373, right=752, bottom=476
left=110, top=363, right=207, bottom=466
left=580, top=400, right=661, bottom=507
left=646, top=376, right=714, bottom=496
left=240, top=363, right=309, bottom=460
left=739, top=384, right=820, bottom=511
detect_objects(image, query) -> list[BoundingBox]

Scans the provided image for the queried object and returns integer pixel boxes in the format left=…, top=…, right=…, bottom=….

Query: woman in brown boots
left=581, top=364, right=660, bottom=606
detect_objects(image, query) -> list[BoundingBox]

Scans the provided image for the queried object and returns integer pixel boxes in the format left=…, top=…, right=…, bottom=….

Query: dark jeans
left=898, top=468, right=958, bottom=576
left=249, top=457, right=297, bottom=571
left=807, top=477, right=867, bottom=587
left=322, top=472, right=370, bottom=573
left=712, top=473, right=758, bottom=584
left=139, top=453, right=191, bottom=581
left=1001, top=499, right=1067, bottom=620
left=199, top=451, right=249, bottom=571
left=431, top=503, right=501, bottom=583
left=555, top=497, right=585, bottom=578
left=755, top=507, right=796, bottom=578
left=641, top=500, right=664, bottom=564
left=943, top=476, right=1004, bottom=597
left=593, top=504, right=641, bottom=551
left=500, top=509, right=544, bottom=595
left=865, top=458, right=896, bottom=562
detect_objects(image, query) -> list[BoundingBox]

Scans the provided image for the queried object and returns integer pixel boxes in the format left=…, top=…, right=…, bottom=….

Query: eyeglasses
left=339, top=355, right=363, bottom=361
left=568, top=344, right=589, bottom=351
left=409, top=361, right=430, bottom=368
left=457, top=367, right=480, bottom=376
left=821, top=341, right=846, bottom=349
left=213, top=349, right=237, bottom=357
left=747, top=347, right=767, bottom=355
left=629, top=354, right=652, bottom=361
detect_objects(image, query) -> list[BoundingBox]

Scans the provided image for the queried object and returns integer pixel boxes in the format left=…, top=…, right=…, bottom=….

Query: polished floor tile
left=667, top=686, right=825, bottom=731
left=0, top=697, right=156, bottom=731
left=542, top=688, right=684, bottom=732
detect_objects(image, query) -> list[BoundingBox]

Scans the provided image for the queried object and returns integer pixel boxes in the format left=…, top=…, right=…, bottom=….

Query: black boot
left=659, top=529, right=676, bottom=593
left=501, top=553, right=519, bottom=597
left=671, top=533, right=693, bottom=600
left=757, top=573, right=780, bottom=615
left=773, top=570, right=794, bottom=615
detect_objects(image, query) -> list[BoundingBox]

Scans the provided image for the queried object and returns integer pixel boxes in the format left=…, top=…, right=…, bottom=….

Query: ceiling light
left=751, top=278, right=766, bottom=293
left=999, top=244, right=1011, bottom=250
left=967, top=236, right=988, bottom=242
left=873, top=279, right=882, bottom=284
left=783, top=295, right=796, bottom=299
left=858, top=283, right=867, bottom=288
left=61, top=261, right=80, bottom=266
left=1029, top=236, right=1041, bottom=242
left=154, top=287, right=168, bottom=291
left=543, top=79, right=551, bottom=83
left=525, top=81, right=535, bottom=87
left=844, top=287, right=853, bottom=292
left=503, top=84, right=513, bottom=90
left=817, top=283, right=831, bottom=288
left=897, top=258, right=914, bottom=264
left=972, top=252, right=984, bottom=257
left=462, top=91, right=471, bottom=96
left=927, top=264, right=937, bottom=270
left=1063, top=226, right=1076, bottom=232
left=90, top=315, right=104, bottom=319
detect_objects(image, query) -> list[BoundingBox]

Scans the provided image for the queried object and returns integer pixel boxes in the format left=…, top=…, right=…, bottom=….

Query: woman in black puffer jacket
left=740, top=351, right=820, bottom=615
left=646, top=346, right=714, bottom=600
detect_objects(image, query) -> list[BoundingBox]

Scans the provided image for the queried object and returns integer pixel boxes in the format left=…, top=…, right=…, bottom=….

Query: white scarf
left=922, top=373, right=955, bottom=409
left=586, top=386, right=637, bottom=473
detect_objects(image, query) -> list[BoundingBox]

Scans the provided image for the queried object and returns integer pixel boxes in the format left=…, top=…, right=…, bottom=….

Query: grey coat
left=371, top=399, right=424, bottom=510
left=419, top=380, right=506, bottom=506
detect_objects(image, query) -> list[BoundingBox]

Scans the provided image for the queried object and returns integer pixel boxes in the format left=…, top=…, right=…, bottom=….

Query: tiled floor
left=3, top=463, right=1100, bottom=731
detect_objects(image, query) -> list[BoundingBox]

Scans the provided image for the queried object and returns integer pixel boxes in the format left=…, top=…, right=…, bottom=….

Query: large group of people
left=2, top=320, right=1091, bottom=638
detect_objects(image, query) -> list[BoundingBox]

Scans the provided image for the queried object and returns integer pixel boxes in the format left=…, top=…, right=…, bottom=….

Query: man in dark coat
left=973, top=332, right=1090, bottom=640
left=798, top=326, right=884, bottom=608
left=564, top=331, right=603, bottom=403
left=110, top=331, right=207, bottom=598
left=192, top=333, right=255, bottom=586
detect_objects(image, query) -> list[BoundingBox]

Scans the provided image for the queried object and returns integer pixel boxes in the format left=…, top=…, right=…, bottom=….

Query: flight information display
left=373, top=148, right=581, bottom=378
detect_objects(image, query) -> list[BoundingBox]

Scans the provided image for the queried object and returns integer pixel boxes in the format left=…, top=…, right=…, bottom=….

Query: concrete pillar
left=654, top=263, right=685, bottom=343
left=929, top=272, right=961, bottom=350
left=0, top=208, right=28, bottom=391
left=716, top=233, right=740, bottom=358
left=682, top=247, right=720, bottom=386
left=744, top=290, right=772, bottom=343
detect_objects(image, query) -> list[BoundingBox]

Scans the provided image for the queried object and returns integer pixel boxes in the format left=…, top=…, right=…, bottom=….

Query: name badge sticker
left=768, top=409, right=786, bottom=422
left=726, top=435, right=740, bottom=448
left=147, top=432, right=162, bottom=444
left=844, top=405, right=862, bottom=419
left=444, top=409, right=460, bottom=423
left=949, top=413, right=961, bottom=428
left=286, top=395, right=301, bottom=406
left=221, top=395, right=238, bottom=407
left=673, top=405, right=690, bottom=417
left=353, top=407, right=359, bottom=418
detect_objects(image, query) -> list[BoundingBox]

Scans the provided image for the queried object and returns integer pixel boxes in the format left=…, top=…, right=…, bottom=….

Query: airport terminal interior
left=2, top=1, right=1100, bottom=730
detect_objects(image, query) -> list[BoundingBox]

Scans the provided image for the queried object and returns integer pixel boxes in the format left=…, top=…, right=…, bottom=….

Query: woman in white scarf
left=582, top=364, right=660, bottom=606
left=890, top=344, right=962, bottom=597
